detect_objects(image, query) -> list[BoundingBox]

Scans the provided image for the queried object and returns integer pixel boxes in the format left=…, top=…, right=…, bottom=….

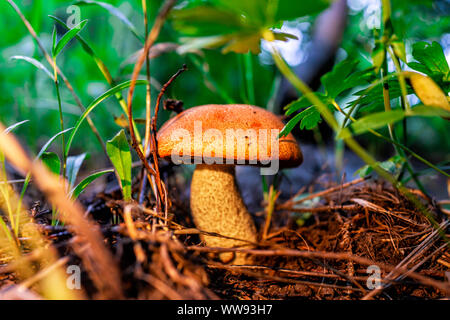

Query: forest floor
left=1, top=159, right=448, bottom=300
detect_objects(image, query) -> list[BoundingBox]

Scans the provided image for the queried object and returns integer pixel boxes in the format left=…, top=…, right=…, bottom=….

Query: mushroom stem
left=190, top=164, right=257, bottom=264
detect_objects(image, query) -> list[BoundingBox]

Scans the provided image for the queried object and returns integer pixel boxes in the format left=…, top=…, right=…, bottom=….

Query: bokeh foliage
left=0, top=0, right=449, bottom=168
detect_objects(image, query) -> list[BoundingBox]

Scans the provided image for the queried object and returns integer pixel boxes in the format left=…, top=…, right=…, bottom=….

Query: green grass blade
left=76, top=0, right=143, bottom=42
left=16, top=127, right=74, bottom=229
left=3, top=120, right=30, bottom=133
left=65, top=80, right=147, bottom=158
left=71, top=169, right=113, bottom=199
left=10, top=55, right=54, bottom=80
left=52, top=19, right=88, bottom=58
left=49, top=15, right=113, bottom=83
left=66, top=153, right=87, bottom=188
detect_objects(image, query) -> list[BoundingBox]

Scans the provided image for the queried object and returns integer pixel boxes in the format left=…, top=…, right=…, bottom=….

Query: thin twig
left=126, top=0, right=177, bottom=212
left=186, top=245, right=450, bottom=294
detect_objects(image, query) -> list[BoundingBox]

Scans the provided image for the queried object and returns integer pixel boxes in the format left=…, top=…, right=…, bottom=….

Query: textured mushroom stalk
left=190, top=164, right=257, bottom=265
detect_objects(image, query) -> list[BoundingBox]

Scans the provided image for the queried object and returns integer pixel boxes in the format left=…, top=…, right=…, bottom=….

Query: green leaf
left=281, top=93, right=332, bottom=136
left=407, top=62, right=430, bottom=75
left=171, top=6, right=246, bottom=37
left=285, top=93, right=330, bottom=115
left=321, top=59, right=373, bottom=99
left=279, top=112, right=303, bottom=137
left=340, top=104, right=450, bottom=139
left=10, top=56, right=54, bottom=80
left=19, top=128, right=74, bottom=204
left=36, top=128, right=73, bottom=159
left=71, top=169, right=113, bottom=199
left=65, top=79, right=147, bottom=158
left=41, top=152, right=61, bottom=175
left=355, top=156, right=404, bottom=178
left=52, top=20, right=88, bottom=58
left=379, top=155, right=405, bottom=174
left=340, top=109, right=406, bottom=138
left=66, top=153, right=87, bottom=188
left=275, top=0, right=330, bottom=22
left=51, top=26, right=57, bottom=56
left=280, top=106, right=322, bottom=136
left=407, top=105, right=450, bottom=118
left=350, top=79, right=413, bottom=113
left=76, top=0, right=143, bottom=42
left=49, top=15, right=95, bottom=56
left=171, top=0, right=328, bottom=54
left=106, top=130, right=132, bottom=200
left=411, top=41, right=449, bottom=80
left=355, top=164, right=373, bottom=178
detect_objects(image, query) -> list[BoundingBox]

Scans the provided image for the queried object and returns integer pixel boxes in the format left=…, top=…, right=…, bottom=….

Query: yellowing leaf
left=114, top=114, right=129, bottom=128
left=406, top=72, right=450, bottom=111
left=222, top=33, right=262, bottom=54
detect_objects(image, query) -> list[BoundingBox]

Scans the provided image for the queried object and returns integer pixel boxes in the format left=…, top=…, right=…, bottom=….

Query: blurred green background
left=0, top=0, right=449, bottom=172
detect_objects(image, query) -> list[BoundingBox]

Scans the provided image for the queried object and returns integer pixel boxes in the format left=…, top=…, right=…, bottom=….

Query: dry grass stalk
left=0, top=123, right=122, bottom=299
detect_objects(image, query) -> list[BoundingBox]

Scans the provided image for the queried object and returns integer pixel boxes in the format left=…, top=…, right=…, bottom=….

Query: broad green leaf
left=170, top=6, right=246, bottom=37
left=76, top=0, right=143, bottom=42
left=106, top=130, right=132, bottom=200
left=340, top=109, right=405, bottom=138
left=66, top=153, right=87, bottom=187
left=274, top=0, right=330, bottom=22
left=340, top=104, right=450, bottom=139
left=411, top=41, right=449, bottom=80
left=52, top=20, right=88, bottom=58
left=171, top=0, right=327, bottom=54
left=10, top=56, right=54, bottom=80
left=407, top=62, right=429, bottom=75
left=71, top=169, right=113, bottom=199
left=407, top=105, right=450, bottom=118
left=65, top=80, right=148, bottom=158
left=3, top=120, right=29, bottom=134
left=41, top=152, right=61, bottom=175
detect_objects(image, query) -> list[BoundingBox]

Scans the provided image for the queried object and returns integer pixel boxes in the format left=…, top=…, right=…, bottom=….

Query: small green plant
left=106, top=129, right=132, bottom=201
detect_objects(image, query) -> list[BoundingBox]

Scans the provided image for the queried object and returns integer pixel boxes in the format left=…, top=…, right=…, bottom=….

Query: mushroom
left=157, top=104, right=302, bottom=264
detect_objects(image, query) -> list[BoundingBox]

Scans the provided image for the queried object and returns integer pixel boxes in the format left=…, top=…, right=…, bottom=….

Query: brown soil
left=1, top=171, right=449, bottom=300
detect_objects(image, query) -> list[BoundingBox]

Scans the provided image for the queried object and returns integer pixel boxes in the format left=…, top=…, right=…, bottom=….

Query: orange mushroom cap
left=157, top=104, right=303, bottom=168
